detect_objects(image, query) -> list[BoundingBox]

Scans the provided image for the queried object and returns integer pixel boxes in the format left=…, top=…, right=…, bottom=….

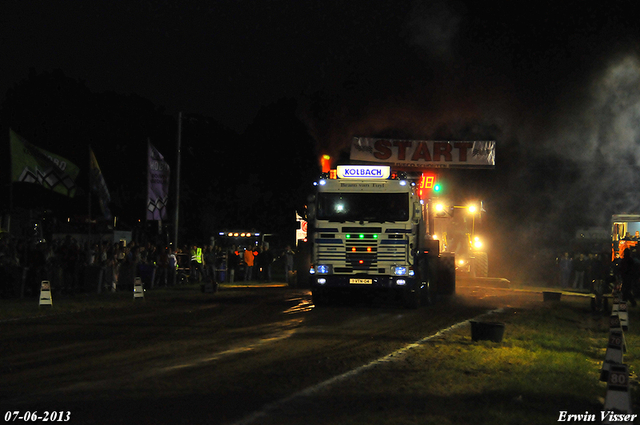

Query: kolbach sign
left=337, top=165, right=391, bottom=179
left=350, top=138, right=495, bottom=169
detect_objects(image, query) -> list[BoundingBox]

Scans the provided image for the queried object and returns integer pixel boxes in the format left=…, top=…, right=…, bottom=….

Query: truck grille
left=315, top=231, right=408, bottom=275
left=345, top=237, right=378, bottom=270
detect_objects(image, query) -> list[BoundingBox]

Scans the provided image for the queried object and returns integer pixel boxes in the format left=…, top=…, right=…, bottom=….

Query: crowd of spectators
left=0, top=235, right=303, bottom=299
left=0, top=235, right=187, bottom=298
left=557, top=251, right=611, bottom=291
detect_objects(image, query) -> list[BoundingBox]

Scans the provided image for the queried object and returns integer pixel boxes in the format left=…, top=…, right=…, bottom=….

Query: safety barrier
left=599, top=292, right=633, bottom=419
left=38, top=281, right=52, bottom=306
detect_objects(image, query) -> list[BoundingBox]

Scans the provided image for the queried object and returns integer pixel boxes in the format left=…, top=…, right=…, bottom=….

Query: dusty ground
left=0, top=280, right=560, bottom=424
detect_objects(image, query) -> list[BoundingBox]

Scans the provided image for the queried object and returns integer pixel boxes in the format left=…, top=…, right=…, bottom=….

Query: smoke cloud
left=299, top=2, right=640, bottom=281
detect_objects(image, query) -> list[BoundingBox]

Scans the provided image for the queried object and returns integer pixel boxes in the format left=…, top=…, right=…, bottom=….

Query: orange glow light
left=321, top=155, right=331, bottom=173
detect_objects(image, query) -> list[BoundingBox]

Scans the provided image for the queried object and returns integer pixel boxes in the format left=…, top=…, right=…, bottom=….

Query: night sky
left=3, top=1, right=640, bottom=276
left=5, top=1, right=635, bottom=132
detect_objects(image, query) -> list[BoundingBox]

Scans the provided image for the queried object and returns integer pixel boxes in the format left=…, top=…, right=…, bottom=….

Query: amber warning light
left=320, top=155, right=331, bottom=173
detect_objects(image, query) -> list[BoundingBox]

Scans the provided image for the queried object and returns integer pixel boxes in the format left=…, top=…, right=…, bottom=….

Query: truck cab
left=431, top=201, right=488, bottom=277
left=308, top=165, right=455, bottom=308
left=611, top=214, right=640, bottom=260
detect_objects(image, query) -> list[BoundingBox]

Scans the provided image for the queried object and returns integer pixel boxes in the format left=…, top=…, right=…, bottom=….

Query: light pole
left=468, top=204, right=477, bottom=236
left=174, top=112, right=182, bottom=249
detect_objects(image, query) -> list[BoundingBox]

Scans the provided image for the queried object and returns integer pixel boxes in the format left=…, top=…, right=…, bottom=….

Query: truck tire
left=473, top=252, right=489, bottom=278
left=420, top=255, right=436, bottom=306
left=420, top=279, right=434, bottom=306
left=403, top=255, right=435, bottom=308
left=437, top=253, right=456, bottom=296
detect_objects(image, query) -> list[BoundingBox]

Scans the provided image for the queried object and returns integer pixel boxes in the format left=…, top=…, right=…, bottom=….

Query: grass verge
left=287, top=297, right=640, bottom=425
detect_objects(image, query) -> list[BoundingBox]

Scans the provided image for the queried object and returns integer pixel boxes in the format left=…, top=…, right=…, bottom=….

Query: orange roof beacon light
left=320, top=154, right=331, bottom=173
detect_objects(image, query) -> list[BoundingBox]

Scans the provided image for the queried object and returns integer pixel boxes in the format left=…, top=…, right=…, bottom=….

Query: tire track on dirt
left=228, top=307, right=505, bottom=425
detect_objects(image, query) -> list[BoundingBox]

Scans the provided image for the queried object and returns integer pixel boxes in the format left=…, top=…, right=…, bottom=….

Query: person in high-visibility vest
left=243, top=247, right=255, bottom=281
left=190, top=245, right=204, bottom=282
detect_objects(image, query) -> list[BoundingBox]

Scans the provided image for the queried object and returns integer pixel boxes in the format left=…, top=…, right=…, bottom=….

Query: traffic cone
left=133, top=277, right=145, bottom=300
left=39, top=281, right=52, bottom=306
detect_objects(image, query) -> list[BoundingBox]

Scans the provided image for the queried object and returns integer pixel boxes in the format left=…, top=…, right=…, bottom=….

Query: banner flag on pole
left=147, top=142, right=170, bottom=220
left=9, top=129, right=80, bottom=197
left=89, top=148, right=112, bottom=220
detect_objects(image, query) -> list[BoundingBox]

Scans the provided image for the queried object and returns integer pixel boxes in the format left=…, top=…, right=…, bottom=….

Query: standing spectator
left=168, top=247, right=177, bottom=286
left=204, top=246, right=216, bottom=282
left=283, top=245, right=295, bottom=284
left=61, top=236, right=79, bottom=293
left=558, top=252, right=572, bottom=289
left=85, top=242, right=96, bottom=266
left=117, top=242, right=126, bottom=263
left=155, top=245, right=169, bottom=287
left=228, top=246, right=239, bottom=283
left=256, top=245, right=266, bottom=281
left=589, top=253, right=605, bottom=290
left=262, top=244, right=274, bottom=282
left=572, top=253, right=587, bottom=290
left=190, top=244, right=204, bottom=282
left=619, top=248, right=638, bottom=306
left=147, top=244, right=157, bottom=265
left=252, top=246, right=261, bottom=280
left=243, top=247, right=255, bottom=281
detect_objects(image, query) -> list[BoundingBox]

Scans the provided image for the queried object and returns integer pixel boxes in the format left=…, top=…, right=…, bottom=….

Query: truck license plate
left=350, top=278, right=372, bottom=284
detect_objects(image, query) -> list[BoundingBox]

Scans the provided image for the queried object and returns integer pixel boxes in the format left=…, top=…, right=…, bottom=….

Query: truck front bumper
left=310, top=275, right=416, bottom=289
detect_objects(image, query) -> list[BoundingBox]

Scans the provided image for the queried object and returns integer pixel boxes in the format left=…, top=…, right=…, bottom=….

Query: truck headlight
left=393, top=266, right=407, bottom=276
left=473, top=237, right=483, bottom=249
left=317, top=264, right=332, bottom=274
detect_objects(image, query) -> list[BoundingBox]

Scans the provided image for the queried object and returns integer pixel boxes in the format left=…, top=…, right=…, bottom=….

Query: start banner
left=350, top=137, right=495, bottom=169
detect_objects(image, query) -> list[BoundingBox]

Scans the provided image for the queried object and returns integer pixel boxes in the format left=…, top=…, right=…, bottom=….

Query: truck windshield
left=317, top=192, right=409, bottom=222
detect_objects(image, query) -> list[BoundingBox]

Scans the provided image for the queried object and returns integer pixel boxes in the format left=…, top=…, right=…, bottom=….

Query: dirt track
left=0, top=282, right=547, bottom=424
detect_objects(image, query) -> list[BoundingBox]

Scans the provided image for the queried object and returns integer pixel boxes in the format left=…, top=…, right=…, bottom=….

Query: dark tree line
left=0, top=69, right=319, bottom=245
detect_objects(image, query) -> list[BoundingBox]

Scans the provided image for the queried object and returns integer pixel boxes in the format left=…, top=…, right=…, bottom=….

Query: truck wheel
left=437, top=253, right=456, bottom=296
left=420, top=279, right=434, bottom=306
left=416, top=260, right=434, bottom=306
left=474, top=252, right=489, bottom=277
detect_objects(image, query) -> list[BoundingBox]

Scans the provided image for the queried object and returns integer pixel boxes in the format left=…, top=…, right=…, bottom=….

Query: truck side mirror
left=307, top=194, right=316, bottom=221
left=412, top=202, right=422, bottom=224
